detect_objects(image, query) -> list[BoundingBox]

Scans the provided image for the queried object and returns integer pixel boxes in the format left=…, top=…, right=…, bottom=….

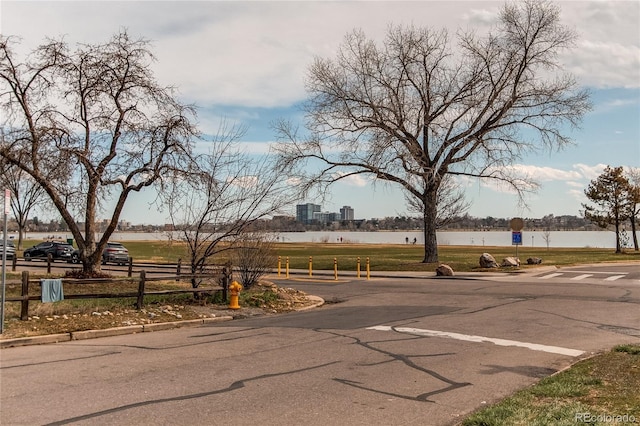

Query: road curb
left=293, top=295, right=325, bottom=311
left=1, top=316, right=235, bottom=348
left=71, top=325, right=144, bottom=340
left=0, top=333, right=71, bottom=348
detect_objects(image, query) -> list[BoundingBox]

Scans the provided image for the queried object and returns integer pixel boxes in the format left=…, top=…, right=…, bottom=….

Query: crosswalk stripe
left=604, top=275, right=626, bottom=281
left=367, top=326, right=585, bottom=357
left=571, top=274, right=593, bottom=280
left=540, top=273, right=563, bottom=279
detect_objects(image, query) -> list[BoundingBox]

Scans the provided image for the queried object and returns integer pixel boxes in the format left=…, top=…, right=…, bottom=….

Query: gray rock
left=479, top=253, right=498, bottom=268
left=527, top=257, right=543, bottom=265
left=501, top=257, right=520, bottom=267
left=436, top=264, right=454, bottom=276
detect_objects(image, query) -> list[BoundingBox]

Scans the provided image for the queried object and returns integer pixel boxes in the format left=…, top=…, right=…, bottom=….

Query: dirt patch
left=1, top=281, right=319, bottom=340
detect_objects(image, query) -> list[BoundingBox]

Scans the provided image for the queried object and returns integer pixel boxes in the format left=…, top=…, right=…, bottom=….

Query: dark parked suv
left=24, top=241, right=74, bottom=261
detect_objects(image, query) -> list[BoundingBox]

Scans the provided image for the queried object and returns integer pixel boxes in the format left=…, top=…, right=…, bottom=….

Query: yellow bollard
left=286, top=256, right=290, bottom=279
left=229, top=281, right=242, bottom=310
left=309, top=256, right=313, bottom=277
left=366, top=257, right=370, bottom=280
left=334, top=257, right=338, bottom=280
left=277, top=256, right=281, bottom=276
left=356, top=257, right=361, bottom=279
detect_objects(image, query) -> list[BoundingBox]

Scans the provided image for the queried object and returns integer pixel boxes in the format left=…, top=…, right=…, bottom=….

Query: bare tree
left=0, top=32, right=198, bottom=273
left=273, top=0, right=590, bottom=263
left=406, top=175, right=470, bottom=229
left=542, top=229, right=551, bottom=251
left=624, top=168, right=640, bottom=251
left=0, top=160, right=48, bottom=249
left=232, top=232, right=277, bottom=290
left=164, top=123, right=299, bottom=288
left=582, top=166, right=631, bottom=253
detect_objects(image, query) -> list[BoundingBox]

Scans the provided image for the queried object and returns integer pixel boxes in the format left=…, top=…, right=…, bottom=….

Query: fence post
left=176, top=258, right=181, bottom=281
left=222, top=263, right=231, bottom=301
left=20, top=271, right=29, bottom=320
left=11, top=254, right=16, bottom=271
left=127, top=257, right=133, bottom=278
left=47, top=253, right=52, bottom=274
left=136, top=270, right=146, bottom=310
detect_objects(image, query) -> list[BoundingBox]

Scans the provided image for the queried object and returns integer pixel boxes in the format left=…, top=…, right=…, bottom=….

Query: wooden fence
left=4, top=266, right=232, bottom=321
left=4, top=255, right=193, bottom=277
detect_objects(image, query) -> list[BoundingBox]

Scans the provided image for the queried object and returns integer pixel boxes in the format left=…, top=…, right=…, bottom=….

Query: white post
left=1, top=188, right=10, bottom=334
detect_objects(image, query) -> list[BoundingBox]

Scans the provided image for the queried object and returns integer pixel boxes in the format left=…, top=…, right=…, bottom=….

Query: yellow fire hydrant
left=228, top=281, right=243, bottom=310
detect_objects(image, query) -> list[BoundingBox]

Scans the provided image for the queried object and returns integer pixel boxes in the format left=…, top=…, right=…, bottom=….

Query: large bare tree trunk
left=422, top=191, right=438, bottom=263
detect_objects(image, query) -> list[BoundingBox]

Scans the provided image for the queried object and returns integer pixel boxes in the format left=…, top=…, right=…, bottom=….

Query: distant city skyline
left=2, top=1, right=638, bottom=226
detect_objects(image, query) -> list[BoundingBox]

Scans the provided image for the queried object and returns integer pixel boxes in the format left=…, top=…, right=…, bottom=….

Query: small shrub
left=64, top=269, right=114, bottom=279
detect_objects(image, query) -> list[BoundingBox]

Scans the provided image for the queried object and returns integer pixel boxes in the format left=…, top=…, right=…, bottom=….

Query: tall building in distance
left=296, top=203, right=356, bottom=224
left=296, top=203, right=321, bottom=224
left=340, top=206, right=354, bottom=221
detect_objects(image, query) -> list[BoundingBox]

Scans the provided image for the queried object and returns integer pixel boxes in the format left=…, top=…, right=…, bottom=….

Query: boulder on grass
left=479, top=253, right=498, bottom=268
left=501, top=257, right=520, bottom=267
left=527, top=257, right=543, bottom=265
left=436, top=264, right=454, bottom=276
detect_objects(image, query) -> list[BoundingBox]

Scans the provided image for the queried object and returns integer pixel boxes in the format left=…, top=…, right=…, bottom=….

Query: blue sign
left=512, top=231, right=522, bottom=245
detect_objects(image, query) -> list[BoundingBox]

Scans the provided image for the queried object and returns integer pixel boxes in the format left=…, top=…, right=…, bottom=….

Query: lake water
left=14, top=230, right=640, bottom=249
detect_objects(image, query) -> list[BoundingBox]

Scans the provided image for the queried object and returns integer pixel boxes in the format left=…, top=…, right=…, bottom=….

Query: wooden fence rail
left=5, top=266, right=232, bottom=320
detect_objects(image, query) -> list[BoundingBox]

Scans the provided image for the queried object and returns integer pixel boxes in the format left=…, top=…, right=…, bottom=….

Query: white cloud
left=5, top=1, right=637, bottom=109
left=571, top=163, right=607, bottom=180
left=226, top=175, right=258, bottom=189
left=333, top=172, right=369, bottom=188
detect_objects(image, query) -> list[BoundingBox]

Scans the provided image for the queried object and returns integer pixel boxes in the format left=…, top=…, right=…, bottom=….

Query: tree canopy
left=273, top=0, right=591, bottom=263
left=583, top=166, right=639, bottom=253
left=0, top=32, right=198, bottom=272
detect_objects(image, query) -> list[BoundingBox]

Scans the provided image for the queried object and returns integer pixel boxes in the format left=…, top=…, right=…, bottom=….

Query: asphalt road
left=1, top=264, right=639, bottom=425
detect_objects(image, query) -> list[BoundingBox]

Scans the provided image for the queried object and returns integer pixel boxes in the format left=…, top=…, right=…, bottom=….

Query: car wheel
left=24, top=253, right=31, bottom=261
left=70, top=253, right=79, bottom=264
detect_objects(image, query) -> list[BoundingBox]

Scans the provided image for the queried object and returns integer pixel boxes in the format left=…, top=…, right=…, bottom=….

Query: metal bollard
left=309, top=256, right=313, bottom=277
left=277, top=256, right=281, bottom=276
left=356, top=257, right=361, bottom=279
left=334, top=257, right=338, bottom=280
left=366, top=257, right=370, bottom=280
left=286, top=256, right=290, bottom=279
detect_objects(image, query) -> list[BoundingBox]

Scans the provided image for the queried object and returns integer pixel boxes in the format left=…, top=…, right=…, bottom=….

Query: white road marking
left=540, top=273, right=563, bottom=279
left=571, top=274, right=593, bottom=280
left=563, top=270, right=628, bottom=275
left=367, top=326, right=585, bottom=357
left=604, top=275, right=626, bottom=281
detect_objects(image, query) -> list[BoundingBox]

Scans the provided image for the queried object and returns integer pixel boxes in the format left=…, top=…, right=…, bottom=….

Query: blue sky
left=2, top=1, right=639, bottom=224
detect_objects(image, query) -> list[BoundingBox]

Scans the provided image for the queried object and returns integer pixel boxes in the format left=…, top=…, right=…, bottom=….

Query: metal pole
left=1, top=188, right=9, bottom=334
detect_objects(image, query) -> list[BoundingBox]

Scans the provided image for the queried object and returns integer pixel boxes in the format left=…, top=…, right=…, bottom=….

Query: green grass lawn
left=270, top=243, right=639, bottom=272
left=463, top=345, right=640, bottom=425
left=16, top=240, right=640, bottom=272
